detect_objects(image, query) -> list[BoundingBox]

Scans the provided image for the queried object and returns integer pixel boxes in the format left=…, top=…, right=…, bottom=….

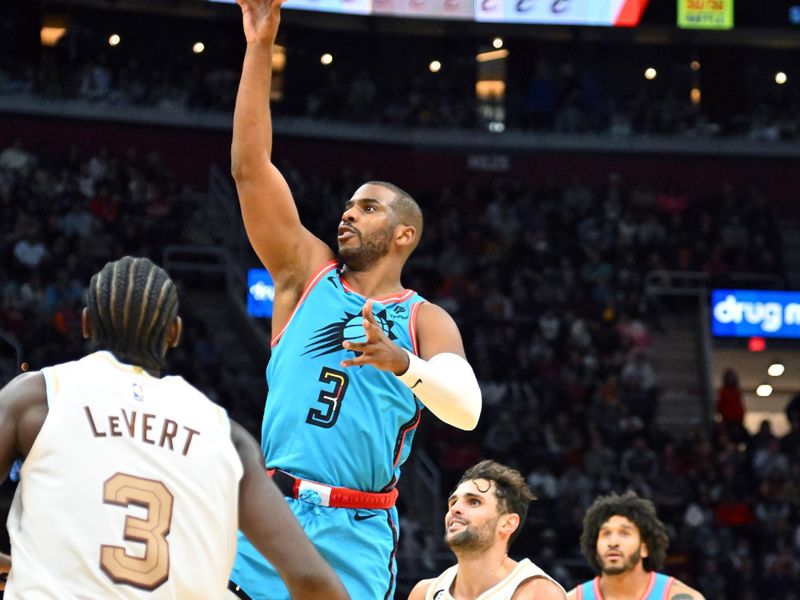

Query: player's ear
left=167, top=316, right=182, bottom=348
left=499, top=513, right=520, bottom=537
left=394, top=224, right=416, bottom=248
left=82, top=307, right=93, bottom=339
left=640, top=541, right=649, bottom=559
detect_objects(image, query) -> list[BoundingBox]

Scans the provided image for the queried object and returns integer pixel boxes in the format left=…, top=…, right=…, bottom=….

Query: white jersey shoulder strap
left=425, top=559, right=566, bottom=600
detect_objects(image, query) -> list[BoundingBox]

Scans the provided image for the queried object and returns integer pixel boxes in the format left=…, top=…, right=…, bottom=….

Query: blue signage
left=247, top=268, right=274, bottom=318
left=711, top=289, right=800, bottom=338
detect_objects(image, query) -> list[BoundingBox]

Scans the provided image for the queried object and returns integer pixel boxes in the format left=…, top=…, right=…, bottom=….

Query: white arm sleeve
left=395, top=350, right=482, bottom=431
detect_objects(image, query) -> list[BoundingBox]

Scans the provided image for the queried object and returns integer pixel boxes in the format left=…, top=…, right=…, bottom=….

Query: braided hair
left=86, top=256, right=179, bottom=375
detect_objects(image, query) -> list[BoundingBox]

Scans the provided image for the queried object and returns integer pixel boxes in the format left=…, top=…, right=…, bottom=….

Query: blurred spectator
left=716, top=368, right=748, bottom=444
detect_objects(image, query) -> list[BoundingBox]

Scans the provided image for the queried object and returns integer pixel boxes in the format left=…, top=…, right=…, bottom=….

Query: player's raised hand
left=237, top=0, right=286, bottom=45
left=341, top=300, right=410, bottom=374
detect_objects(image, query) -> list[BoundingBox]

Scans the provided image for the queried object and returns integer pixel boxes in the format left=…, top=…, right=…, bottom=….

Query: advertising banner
left=248, top=268, right=275, bottom=318
left=677, top=0, right=734, bottom=30
left=711, top=289, right=800, bottom=338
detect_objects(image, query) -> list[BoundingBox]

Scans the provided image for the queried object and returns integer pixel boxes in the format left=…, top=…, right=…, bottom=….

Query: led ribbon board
left=211, top=0, right=649, bottom=26
left=476, top=0, right=648, bottom=26
left=711, top=289, right=800, bottom=339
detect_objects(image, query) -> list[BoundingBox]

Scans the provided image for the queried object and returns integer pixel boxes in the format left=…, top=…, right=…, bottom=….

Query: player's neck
left=340, top=261, right=405, bottom=299
left=451, top=550, right=517, bottom=600
left=599, top=566, right=652, bottom=600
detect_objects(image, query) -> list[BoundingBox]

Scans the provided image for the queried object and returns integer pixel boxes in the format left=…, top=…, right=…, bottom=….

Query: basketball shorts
left=230, top=498, right=399, bottom=599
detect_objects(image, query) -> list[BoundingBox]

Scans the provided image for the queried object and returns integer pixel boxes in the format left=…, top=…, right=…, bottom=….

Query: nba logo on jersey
left=132, top=382, right=144, bottom=402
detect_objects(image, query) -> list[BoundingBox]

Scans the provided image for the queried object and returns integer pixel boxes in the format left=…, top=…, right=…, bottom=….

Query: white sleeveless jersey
left=6, top=351, right=244, bottom=599
left=425, top=558, right=566, bottom=600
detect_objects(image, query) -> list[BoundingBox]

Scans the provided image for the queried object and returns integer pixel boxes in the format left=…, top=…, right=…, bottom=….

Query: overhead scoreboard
left=211, top=0, right=650, bottom=26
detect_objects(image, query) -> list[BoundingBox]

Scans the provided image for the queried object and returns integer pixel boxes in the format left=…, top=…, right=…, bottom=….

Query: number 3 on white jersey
left=100, top=473, right=174, bottom=590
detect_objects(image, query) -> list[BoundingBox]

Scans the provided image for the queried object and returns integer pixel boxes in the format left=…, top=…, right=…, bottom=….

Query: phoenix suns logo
left=302, top=308, right=398, bottom=358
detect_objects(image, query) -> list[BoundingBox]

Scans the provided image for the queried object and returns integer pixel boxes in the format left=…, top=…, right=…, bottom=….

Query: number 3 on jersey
left=306, top=367, right=349, bottom=428
left=101, top=473, right=174, bottom=590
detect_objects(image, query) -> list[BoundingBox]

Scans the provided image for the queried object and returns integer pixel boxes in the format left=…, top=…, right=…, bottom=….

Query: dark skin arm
left=231, top=422, right=349, bottom=600
left=0, top=372, right=49, bottom=589
left=232, top=0, right=332, bottom=317
left=0, top=372, right=48, bottom=482
left=0, top=374, right=347, bottom=599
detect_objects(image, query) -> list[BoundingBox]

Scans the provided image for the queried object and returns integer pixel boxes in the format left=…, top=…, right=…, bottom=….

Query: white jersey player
left=423, top=559, right=562, bottom=600
left=409, top=460, right=566, bottom=600
left=0, top=256, right=348, bottom=600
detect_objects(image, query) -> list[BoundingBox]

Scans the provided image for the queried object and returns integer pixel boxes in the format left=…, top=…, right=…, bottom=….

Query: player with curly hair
left=567, top=491, right=704, bottom=600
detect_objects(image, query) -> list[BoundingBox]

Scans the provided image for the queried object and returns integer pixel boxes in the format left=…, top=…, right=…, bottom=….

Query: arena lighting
left=690, top=60, right=701, bottom=71
left=475, top=79, right=505, bottom=100
left=272, top=45, right=286, bottom=71
left=690, top=87, right=701, bottom=105
left=192, top=42, right=205, bottom=54
left=40, top=26, right=67, bottom=47
left=644, top=67, right=657, bottom=80
left=476, top=49, right=509, bottom=63
left=492, top=37, right=503, bottom=49
left=748, top=337, right=766, bottom=352
left=429, top=60, right=442, bottom=73
left=775, top=71, right=788, bottom=85
left=756, top=383, right=773, bottom=397
left=767, top=363, right=785, bottom=377
left=320, top=53, right=333, bottom=66
left=108, top=34, right=121, bottom=47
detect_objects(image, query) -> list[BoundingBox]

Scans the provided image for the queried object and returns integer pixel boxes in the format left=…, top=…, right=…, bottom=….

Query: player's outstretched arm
left=341, top=300, right=481, bottom=430
left=231, top=421, right=350, bottom=600
left=565, top=587, right=579, bottom=599
left=0, top=372, right=47, bottom=483
left=232, top=0, right=332, bottom=284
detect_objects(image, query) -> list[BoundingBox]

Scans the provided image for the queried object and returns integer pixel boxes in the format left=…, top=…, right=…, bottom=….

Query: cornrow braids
left=86, top=256, right=179, bottom=375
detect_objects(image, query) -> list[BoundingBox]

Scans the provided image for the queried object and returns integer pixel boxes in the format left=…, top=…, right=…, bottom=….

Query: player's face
left=337, top=184, right=398, bottom=271
left=444, top=479, right=501, bottom=553
left=595, top=515, right=648, bottom=576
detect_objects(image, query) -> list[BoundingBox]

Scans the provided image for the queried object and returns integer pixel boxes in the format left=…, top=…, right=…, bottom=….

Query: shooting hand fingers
left=340, top=354, right=367, bottom=368
left=362, top=299, right=378, bottom=323
left=342, top=340, right=367, bottom=352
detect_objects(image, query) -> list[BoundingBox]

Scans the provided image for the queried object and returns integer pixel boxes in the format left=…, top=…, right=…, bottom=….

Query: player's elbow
left=438, top=378, right=482, bottom=431
left=230, top=149, right=269, bottom=182
left=459, top=410, right=481, bottom=431
left=230, top=155, right=250, bottom=182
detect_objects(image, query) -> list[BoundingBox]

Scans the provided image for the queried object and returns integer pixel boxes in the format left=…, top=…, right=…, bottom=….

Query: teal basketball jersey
left=262, top=260, right=426, bottom=492
left=577, top=572, right=675, bottom=599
